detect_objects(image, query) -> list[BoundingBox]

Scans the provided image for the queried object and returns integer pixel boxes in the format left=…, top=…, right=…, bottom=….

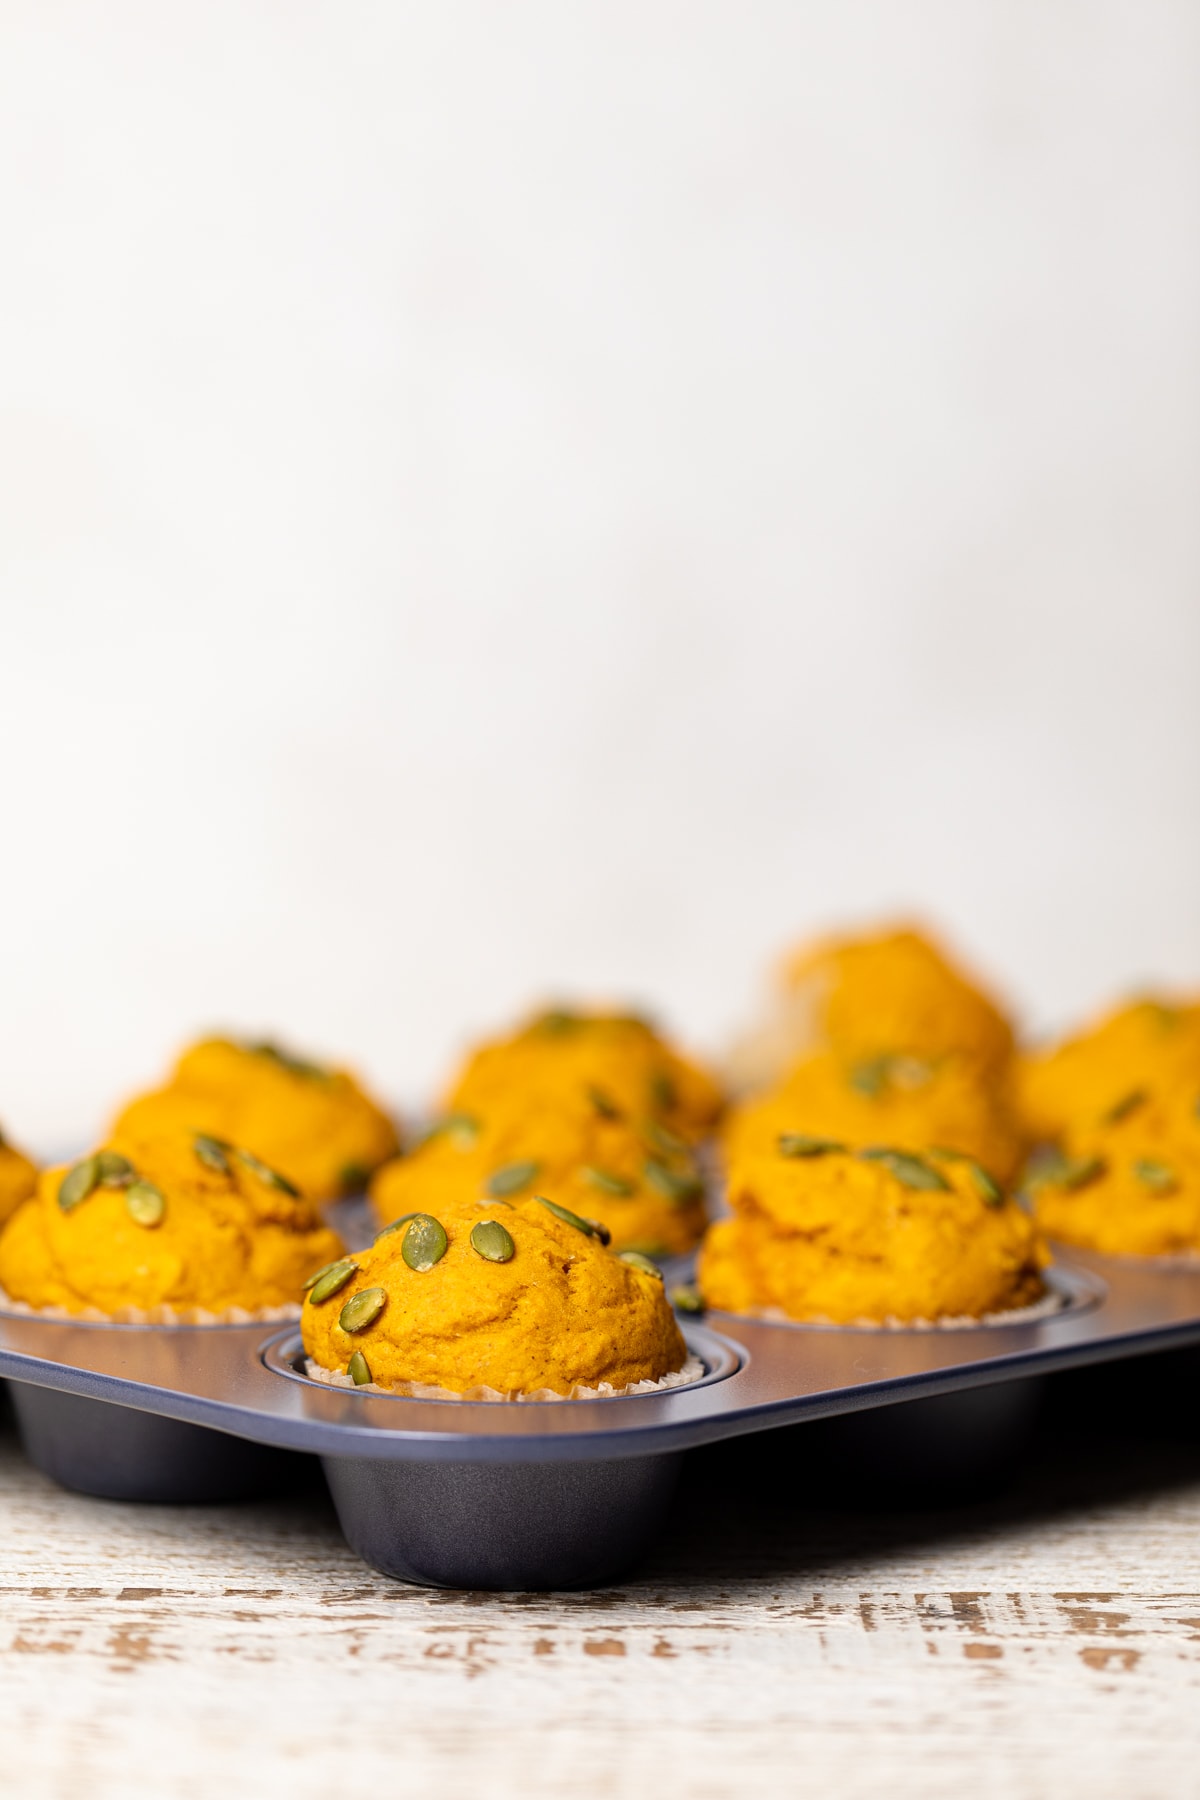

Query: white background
left=1, top=2, right=1197, bottom=1145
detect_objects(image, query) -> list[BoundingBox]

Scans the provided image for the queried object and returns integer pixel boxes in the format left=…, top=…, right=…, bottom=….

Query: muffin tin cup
left=323, top=1448, right=683, bottom=1590
left=2, top=1248, right=1200, bottom=1588
left=9, top=1381, right=305, bottom=1504
left=808, top=1375, right=1046, bottom=1504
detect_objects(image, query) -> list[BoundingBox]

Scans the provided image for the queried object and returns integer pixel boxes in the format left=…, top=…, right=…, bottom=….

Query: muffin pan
left=2, top=1246, right=1200, bottom=1589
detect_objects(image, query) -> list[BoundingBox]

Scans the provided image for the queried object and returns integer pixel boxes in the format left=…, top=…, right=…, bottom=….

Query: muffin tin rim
left=699, top=1261, right=1104, bottom=1335
left=264, top=1323, right=741, bottom=1407
left=2, top=1246, right=1200, bottom=1463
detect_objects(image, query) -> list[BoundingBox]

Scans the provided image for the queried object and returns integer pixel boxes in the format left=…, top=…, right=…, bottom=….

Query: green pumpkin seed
left=848, top=1054, right=936, bottom=1098
left=96, top=1150, right=135, bottom=1188
left=650, top=1071, right=678, bottom=1112
left=930, top=1155, right=995, bottom=1204
left=193, top=1133, right=232, bottom=1175
left=1022, top=1146, right=1070, bottom=1186
left=670, top=1284, right=704, bottom=1315
left=619, top=1240, right=670, bottom=1258
left=234, top=1147, right=300, bottom=1197
left=857, top=1147, right=950, bottom=1192
left=1104, top=1089, right=1148, bottom=1125
left=1134, top=1158, right=1178, bottom=1194
left=375, top=1211, right=422, bottom=1241
left=487, top=1160, right=539, bottom=1198
left=587, top=1085, right=620, bottom=1120
left=928, top=1147, right=1004, bottom=1206
left=1057, top=1155, right=1107, bottom=1192
left=618, top=1250, right=664, bottom=1279
left=848, top=1057, right=890, bottom=1098
left=968, top=1163, right=1003, bottom=1206
left=246, top=1040, right=332, bottom=1083
left=1023, top=1151, right=1106, bottom=1194
left=644, top=1119, right=688, bottom=1157
left=303, top=1259, right=348, bottom=1292
left=347, top=1350, right=372, bottom=1386
left=307, top=1260, right=358, bottom=1303
left=125, top=1180, right=166, bottom=1228
left=584, top=1165, right=634, bottom=1197
left=534, top=1008, right=579, bottom=1035
left=58, top=1156, right=99, bottom=1213
left=470, top=1219, right=516, bottom=1263
left=338, top=1286, right=386, bottom=1333
left=401, top=1214, right=449, bottom=1272
left=445, top=1113, right=480, bottom=1148
left=778, top=1133, right=845, bottom=1159
left=418, top=1112, right=480, bottom=1151
left=536, top=1196, right=611, bottom=1244
left=643, top=1159, right=703, bottom=1206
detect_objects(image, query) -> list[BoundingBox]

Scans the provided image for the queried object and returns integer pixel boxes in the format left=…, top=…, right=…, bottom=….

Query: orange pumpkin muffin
left=370, top=1096, right=705, bottom=1256
left=302, top=1190, right=688, bottom=1397
left=1027, top=1078, right=1200, bottom=1258
left=444, top=1007, right=722, bottom=1144
left=112, top=1036, right=400, bottom=1202
left=1018, top=996, right=1200, bottom=1147
left=730, top=923, right=1016, bottom=1093
left=0, top=1127, right=37, bottom=1229
left=0, top=1127, right=344, bottom=1317
left=699, top=1139, right=1047, bottom=1325
left=722, top=1050, right=1024, bottom=1186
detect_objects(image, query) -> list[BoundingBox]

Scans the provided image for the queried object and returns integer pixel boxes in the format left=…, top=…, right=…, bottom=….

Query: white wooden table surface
left=4, top=1362, right=1200, bottom=1800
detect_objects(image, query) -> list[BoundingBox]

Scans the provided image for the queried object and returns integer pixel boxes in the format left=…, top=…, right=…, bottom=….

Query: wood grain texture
left=4, top=1361, right=1200, bottom=1800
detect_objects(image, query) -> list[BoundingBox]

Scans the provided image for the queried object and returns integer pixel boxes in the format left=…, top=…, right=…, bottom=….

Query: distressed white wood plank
left=3, top=1410, right=1200, bottom=1800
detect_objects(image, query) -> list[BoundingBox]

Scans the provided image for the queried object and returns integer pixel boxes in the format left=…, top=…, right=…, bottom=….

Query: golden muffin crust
left=698, top=1142, right=1047, bottom=1324
left=444, top=1007, right=722, bottom=1144
left=0, top=1128, right=344, bottom=1316
left=723, top=1050, right=1024, bottom=1185
left=784, top=925, right=1015, bottom=1071
left=112, top=1036, right=400, bottom=1202
left=1028, top=1079, right=1200, bottom=1258
left=1018, top=996, right=1200, bottom=1147
left=730, top=924, right=1015, bottom=1094
left=0, top=1129, right=37, bottom=1229
left=301, top=1191, right=688, bottom=1396
left=369, top=1097, right=706, bottom=1256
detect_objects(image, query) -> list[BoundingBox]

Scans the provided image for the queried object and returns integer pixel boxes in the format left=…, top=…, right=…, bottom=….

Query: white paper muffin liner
left=0, top=1286, right=300, bottom=1326
left=302, top=1352, right=707, bottom=1402
left=1060, top=1245, right=1200, bottom=1271
left=725, top=1284, right=1067, bottom=1332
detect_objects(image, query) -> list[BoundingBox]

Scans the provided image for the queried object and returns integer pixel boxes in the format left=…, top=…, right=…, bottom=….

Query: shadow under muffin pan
left=2, top=1247, right=1200, bottom=1589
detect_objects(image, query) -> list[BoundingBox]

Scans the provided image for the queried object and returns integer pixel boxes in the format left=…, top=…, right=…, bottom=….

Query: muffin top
left=301, top=1190, right=688, bottom=1397
left=1027, top=1079, right=1200, bottom=1258
left=1018, top=996, right=1200, bottom=1147
left=443, top=1007, right=722, bottom=1144
left=370, top=1096, right=706, bottom=1256
left=0, top=1127, right=37, bottom=1230
left=0, top=1128, right=344, bottom=1317
left=722, top=1050, right=1024, bottom=1185
left=779, top=925, right=1016, bottom=1077
left=112, top=1036, right=400, bottom=1201
left=698, top=1141, right=1047, bottom=1324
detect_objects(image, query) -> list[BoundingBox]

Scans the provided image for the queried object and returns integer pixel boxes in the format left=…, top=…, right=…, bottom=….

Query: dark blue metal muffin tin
left=3, top=1246, right=1200, bottom=1589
